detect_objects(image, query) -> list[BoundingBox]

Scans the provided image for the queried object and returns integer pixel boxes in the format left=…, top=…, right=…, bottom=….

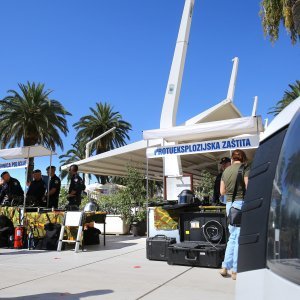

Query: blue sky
left=0, top=0, right=299, bottom=185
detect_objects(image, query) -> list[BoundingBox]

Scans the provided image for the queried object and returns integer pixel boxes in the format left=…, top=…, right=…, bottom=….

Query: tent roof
left=184, top=99, right=242, bottom=125
left=60, top=101, right=262, bottom=182
left=0, top=145, right=56, bottom=160
left=61, top=135, right=258, bottom=182
left=143, top=116, right=263, bottom=142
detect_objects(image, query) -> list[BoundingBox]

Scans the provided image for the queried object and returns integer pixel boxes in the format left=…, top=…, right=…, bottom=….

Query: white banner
left=0, top=159, right=28, bottom=171
left=147, top=135, right=260, bottom=158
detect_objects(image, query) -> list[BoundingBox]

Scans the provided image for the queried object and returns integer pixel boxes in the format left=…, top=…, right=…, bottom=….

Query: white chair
left=57, top=211, right=84, bottom=253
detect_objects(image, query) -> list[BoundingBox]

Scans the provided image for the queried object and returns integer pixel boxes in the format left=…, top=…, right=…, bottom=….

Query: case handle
left=185, top=255, right=197, bottom=261
left=154, top=235, right=167, bottom=239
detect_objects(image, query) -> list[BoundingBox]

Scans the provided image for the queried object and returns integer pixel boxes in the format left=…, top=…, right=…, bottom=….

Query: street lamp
left=85, top=127, right=116, bottom=186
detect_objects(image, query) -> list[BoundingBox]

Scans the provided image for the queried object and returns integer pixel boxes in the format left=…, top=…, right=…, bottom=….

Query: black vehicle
left=236, top=97, right=300, bottom=299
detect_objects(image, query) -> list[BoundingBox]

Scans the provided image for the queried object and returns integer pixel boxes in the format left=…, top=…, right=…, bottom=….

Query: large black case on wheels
left=167, top=212, right=227, bottom=268
left=146, top=235, right=176, bottom=261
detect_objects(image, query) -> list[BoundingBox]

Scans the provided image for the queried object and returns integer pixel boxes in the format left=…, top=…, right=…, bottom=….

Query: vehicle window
left=267, top=110, right=300, bottom=285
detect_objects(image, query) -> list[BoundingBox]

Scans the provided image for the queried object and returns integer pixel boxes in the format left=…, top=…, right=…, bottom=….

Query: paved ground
left=0, top=235, right=235, bottom=299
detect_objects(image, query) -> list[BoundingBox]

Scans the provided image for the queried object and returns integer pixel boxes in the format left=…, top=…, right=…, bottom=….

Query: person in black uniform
left=45, top=165, right=61, bottom=209
left=26, top=169, right=47, bottom=207
left=67, top=164, right=85, bottom=207
left=212, top=157, right=231, bottom=205
left=0, top=171, right=24, bottom=206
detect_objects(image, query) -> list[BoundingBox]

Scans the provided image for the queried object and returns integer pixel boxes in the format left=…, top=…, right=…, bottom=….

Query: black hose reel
left=201, top=220, right=224, bottom=244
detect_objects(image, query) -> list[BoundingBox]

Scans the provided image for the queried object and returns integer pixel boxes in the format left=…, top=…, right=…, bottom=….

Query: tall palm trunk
left=24, top=137, right=37, bottom=183
left=27, top=157, right=35, bottom=183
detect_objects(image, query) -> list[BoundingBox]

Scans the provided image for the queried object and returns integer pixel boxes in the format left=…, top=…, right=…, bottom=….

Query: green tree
left=112, top=175, right=163, bottom=199
left=195, top=170, right=215, bottom=199
left=73, top=102, right=131, bottom=154
left=0, top=82, right=71, bottom=181
left=73, top=102, right=132, bottom=183
left=268, top=80, right=300, bottom=116
left=260, top=0, right=300, bottom=44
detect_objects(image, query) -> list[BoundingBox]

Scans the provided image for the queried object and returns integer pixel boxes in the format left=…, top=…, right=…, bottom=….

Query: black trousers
left=67, top=196, right=81, bottom=207
left=48, top=197, right=59, bottom=209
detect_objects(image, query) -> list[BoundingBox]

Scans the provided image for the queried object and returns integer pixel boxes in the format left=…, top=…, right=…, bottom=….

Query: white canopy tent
left=61, top=113, right=264, bottom=182
left=143, top=116, right=263, bottom=142
left=0, top=145, right=55, bottom=160
left=0, top=145, right=56, bottom=212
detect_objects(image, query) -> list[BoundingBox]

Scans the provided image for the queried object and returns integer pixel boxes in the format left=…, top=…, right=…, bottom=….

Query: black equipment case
left=146, top=235, right=176, bottom=261
left=167, top=212, right=227, bottom=268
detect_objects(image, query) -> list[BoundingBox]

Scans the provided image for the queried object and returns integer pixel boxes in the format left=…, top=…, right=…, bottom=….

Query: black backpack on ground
left=34, top=214, right=62, bottom=250
left=83, top=227, right=101, bottom=246
left=0, top=215, right=14, bottom=248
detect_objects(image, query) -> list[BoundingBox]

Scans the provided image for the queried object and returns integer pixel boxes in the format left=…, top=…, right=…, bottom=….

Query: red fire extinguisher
left=14, top=226, right=25, bottom=249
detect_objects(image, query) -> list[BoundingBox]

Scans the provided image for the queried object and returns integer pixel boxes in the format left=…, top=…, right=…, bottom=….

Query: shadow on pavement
left=81, top=235, right=145, bottom=251
left=0, top=289, right=114, bottom=299
left=0, top=250, right=46, bottom=255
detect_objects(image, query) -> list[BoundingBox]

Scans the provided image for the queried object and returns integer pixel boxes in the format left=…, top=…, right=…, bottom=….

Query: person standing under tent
left=45, top=166, right=61, bottom=209
left=67, top=164, right=85, bottom=208
left=212, top=157, right=231, bottom=205
left=0, top=171, right=24, bottom=206
left=219, top=149, right=249, bottom=280
left=26, top=169, right=47, bottom=207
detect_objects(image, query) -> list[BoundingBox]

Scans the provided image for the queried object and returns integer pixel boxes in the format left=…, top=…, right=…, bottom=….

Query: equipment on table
left=83, top=200, right=99, bottom=212
left=163, top=190, right=200, bottom=210
left=178, top=189, right=195, bottom=204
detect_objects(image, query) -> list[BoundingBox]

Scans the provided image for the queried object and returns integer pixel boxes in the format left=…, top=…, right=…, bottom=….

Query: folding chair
left=57, top=211, right=84, bottom=253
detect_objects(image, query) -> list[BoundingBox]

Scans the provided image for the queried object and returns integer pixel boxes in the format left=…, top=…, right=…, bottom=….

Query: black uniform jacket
left=0, top=177, right=24, bottom=202
left=26, top=179, right=47, bottom=205
left=49, top=174, right=61, bottom=201
left=68, top=174, right=84, bottom=198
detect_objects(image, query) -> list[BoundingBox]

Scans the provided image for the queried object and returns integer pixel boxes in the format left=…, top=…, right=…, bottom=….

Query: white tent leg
left=23, top=147, right=31, bottom=217
left=47, top=151, right=53, bottom=208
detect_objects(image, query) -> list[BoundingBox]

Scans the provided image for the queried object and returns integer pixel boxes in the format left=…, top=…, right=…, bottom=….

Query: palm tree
left=260, top=0, right=300, bottom=44
left=269, top=80, right=300, bottom=116
left=73, top=102, right=132, bottom=155
left=59, top=140, right=90, bottom=182
left=0, top=82, right=71, bottom=181
left=73, top=102, right=132, bottom=184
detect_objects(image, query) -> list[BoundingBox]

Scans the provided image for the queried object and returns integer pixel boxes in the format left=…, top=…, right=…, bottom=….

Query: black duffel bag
left=35, top=222, right=61, bottom=250
left=83, top=227, right=101, bottom=246
left=0, top=215, right=14, bottom=248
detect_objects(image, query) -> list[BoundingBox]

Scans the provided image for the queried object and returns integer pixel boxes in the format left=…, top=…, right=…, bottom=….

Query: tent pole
left=146, top=140, right=149, bottom=238
left=23, top=147, right=31, bottom=218
left=47, top=151, right=53, bottom=208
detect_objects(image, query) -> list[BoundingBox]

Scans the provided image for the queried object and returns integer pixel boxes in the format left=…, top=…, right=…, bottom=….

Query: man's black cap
left=219, top=157, right=231, bottom=164
left=46, top=166, right=56, bottom=171
left=33, top=169, right=42, bottom=174
left=1, top=171, right=9, bottom=178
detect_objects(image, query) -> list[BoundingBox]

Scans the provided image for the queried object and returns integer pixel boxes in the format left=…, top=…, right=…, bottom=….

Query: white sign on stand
left=165, top=175, right=192, bottom=200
